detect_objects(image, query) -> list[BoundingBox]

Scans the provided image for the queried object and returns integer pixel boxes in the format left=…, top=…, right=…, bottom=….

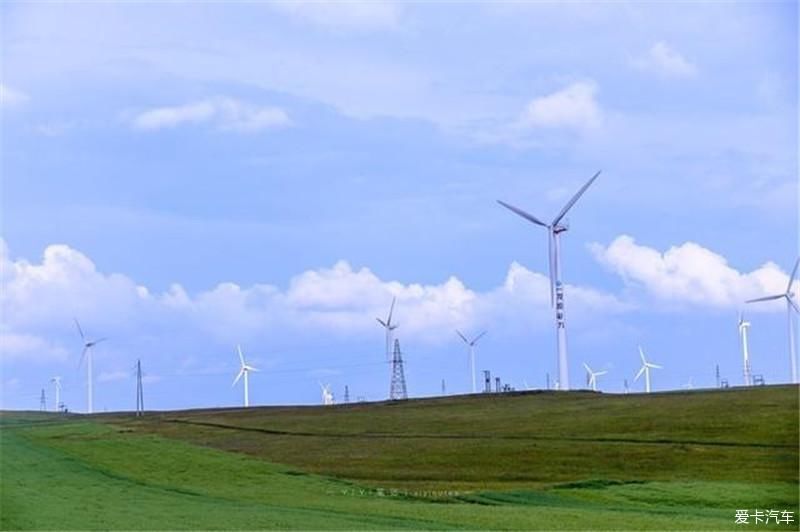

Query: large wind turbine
left=738, top=313, right=753, bottom=386
left=376, top=297, right=399, bottom=361
left=75, top=319, right=107, bottom=414
left=456, top=330, right=487, bottom=393
left=582, top=362, right=607, bottom=392
left=498, top=170, right=601, bottom=391
left=50, top=376, right=62, bottom=412
left=232, top=345, right=259, bottom=407
left=745, top=258, right=799, bottom=384
left=634, top=346, right=662, bottom=393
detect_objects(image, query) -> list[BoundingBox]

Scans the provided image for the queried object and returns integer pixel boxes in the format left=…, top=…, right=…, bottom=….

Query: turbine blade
left=387, top=296, right=396, bottom=325
left=551, top=170, right=601, bottom=227
left=745, top=294, right=784, bottom=303
left=648, top=363, right=663, bottom=369
left=582, top=362, right=592, bottom=373
left=634, top=366, right=645, bottom=381
left=472, top=331, right=487, bottom=344
left=789, top=297, right=800, bottom=314
left=246, top=365, right=259, bottom=372
left=787, top=257, right=800, bottom=293
left=496, top=200, right=549, bottom=227
left=237, top=345, right=245, bottom=367
left=93, top=337, right=108, bottom=345
left=376, top=318, right=388, bottom=328
left=232, top=369, right=244, bottom=386
left=638, top=345, right=646, bottom=364
left=456, top=330, right=469, bottom=344
left=596, top=371, right=608, bottom=376
left=74, top=318, right=85, bottom=341
left=77, top=346, right=89, bottom=369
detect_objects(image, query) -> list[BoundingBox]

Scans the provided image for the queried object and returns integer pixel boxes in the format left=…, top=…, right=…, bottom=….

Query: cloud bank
left=590, top=235, right=794, bottom=308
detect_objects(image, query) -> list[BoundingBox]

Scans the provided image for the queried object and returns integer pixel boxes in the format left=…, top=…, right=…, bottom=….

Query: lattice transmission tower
left=389, top=339, right=408, bottom=400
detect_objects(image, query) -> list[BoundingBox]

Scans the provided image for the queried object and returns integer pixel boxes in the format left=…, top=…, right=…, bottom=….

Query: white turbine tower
left=456, top=330, right=487, bottom=394
left=319, top=382, right=334, bottom=405
left=50, top=376, right=62, bottom=412
left=376, top=297, right=399, bottom=361
left=634, top=346, right=662, bottom=394
left=582, top=363, right=607, bottom=392
left=75, top=319, right=107, bottom=414
left=232, top=345, right=259, bottom=407
left=738, top=313, right=753, bottom=386
left=745, top=258, right=799, bottom=384
left=498, top=170, right=602, bottom=391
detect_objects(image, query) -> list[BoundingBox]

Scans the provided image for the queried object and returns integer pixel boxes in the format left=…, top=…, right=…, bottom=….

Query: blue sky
left=1, top=1, right=797, bottom=411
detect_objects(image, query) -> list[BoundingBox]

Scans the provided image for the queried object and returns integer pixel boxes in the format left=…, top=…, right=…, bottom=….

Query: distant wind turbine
left=376, top=297, right=399, bottom=362
left=50, top=376, right=62, bottom=412
left=634, top=346, right=662, bottom=393
left=682, top=377, right=694, bottom=390
left=498, top=170, right=602, bottom=391
left=582, top=362, right=607, bottom=392
left=75, top=319, right=107, bottom=414
left=745, top=258, right=799, bottom=384
left=456, top=330, right=487, bottom=393
left=232, top=345, right=259, bottom=407
left=319, top=382, right=334, bottom=405
left=738, top=313, right=753, bottom=386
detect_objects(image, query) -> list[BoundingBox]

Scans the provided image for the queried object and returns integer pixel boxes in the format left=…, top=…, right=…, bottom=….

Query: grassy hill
left=2, top=385, right=797, bottom=530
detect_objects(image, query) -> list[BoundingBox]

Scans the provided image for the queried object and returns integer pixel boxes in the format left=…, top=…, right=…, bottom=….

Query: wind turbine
left=319, top=382, right=334, bottom=405
left=376, top=297, right=399, bottom=361
left=682, top=377, right=694, bottom=390
left=498, top=170, right=602, bottom=391
left=456, top=330, right=487, bottom=393
left=738, top=313, right=753, bottom=386
left=745, top=258, right=799, bottom=384
left=50, top=376, right=62, bottom=412
left=582, top=362, right=607, bottom=392
left=232, top=345, right=259, bottom=407
left=75, top=319, right=107, bottom=414
left=634, top=346, right=662, bottom=393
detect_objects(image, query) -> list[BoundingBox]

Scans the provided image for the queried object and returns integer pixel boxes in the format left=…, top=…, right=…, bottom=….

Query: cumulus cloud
left=131, top=97, right=291, bottom=132
left=267, top=1, right=402, bottom=30
left=0, top=239, right=623, bottom=363
left=590, top=235, right=794, bottom=309
left=633, top=42, right=697, bottom=79
left=519, top=81, right=602, bottom=130
left=0, top=84, right=30, bottom=108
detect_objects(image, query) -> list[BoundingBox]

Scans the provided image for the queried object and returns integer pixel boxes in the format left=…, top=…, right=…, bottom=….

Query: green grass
left=1, top=385, right=798, bottom=530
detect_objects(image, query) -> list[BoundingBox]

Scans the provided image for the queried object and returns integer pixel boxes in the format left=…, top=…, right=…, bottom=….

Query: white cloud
left=0, top=331, right=68, bottom=362
left=590, top=235, right=794, bottom=309
left=519, top=81, right=602, bottom=130
left=0, top=239, right=624, bottom=363
left=0, top=84, right=30, bottom=108
left=267, top=1, right=402, bottom=30
left=131, top=97, right=291, bottom=132
left=633, top=42, right=697, bottom=79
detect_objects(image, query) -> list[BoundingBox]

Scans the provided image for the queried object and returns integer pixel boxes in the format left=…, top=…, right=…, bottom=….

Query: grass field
left=2, top=385, right=798, bottom=530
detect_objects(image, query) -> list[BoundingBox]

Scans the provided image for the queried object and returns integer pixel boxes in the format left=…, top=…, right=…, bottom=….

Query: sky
left=1, top=1, right=798, bottom=412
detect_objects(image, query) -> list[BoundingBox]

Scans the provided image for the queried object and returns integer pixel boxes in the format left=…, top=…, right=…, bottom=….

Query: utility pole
left=135, top=359, right=144, bottom=416
left=40, top=389, right=46, bottom=412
